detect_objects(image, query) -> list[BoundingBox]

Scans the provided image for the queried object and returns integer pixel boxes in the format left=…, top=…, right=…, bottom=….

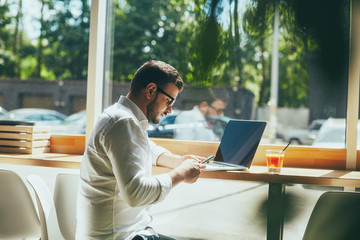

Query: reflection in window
left=104, top=0, right=349, bottom=146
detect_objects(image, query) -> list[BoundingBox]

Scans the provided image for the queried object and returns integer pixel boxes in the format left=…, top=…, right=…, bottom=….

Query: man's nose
left=166, top=106, right=173, bottom=114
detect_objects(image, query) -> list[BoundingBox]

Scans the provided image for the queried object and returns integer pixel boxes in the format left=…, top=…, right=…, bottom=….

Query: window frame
left=85, top=0, right=107, bottom=144
left=346, top=0, right=360, bottom=170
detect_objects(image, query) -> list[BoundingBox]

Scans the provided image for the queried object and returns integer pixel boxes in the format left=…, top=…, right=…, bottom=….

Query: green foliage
left=0, top=1, right=15, bottom=76
left=241, top=0, right=310, bottom=107
left=1, top=0, right=348, bottom=109
left=111, top=0, right=191, bottom=83
left=190, top=17, right=224, bottom=84
left=20, top=56, right=37, bottom=79
left=42, top=0, right=90, bottom=80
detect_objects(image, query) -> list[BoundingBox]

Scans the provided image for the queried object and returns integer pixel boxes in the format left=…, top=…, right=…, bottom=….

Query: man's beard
left=147, top=95, right=164, bottom=124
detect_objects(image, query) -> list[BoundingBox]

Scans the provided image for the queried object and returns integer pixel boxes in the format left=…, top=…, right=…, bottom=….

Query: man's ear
left=145, top=82, right=157, bottom=100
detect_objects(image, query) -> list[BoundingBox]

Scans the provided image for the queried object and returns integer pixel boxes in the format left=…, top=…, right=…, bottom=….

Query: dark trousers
left=132, top=233, right=176, bottom=240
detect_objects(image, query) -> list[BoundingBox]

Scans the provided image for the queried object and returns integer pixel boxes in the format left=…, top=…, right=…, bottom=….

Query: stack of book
left=0, top=121, right=51, bottom=154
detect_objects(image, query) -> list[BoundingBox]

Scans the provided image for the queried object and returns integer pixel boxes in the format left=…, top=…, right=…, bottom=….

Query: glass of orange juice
left=265, top=149, right=285, bottom=174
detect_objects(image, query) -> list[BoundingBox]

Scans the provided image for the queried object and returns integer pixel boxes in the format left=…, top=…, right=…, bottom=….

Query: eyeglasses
left=210, top=105, right=225, bottom=114
left=157, top=87, right=175, bottom=107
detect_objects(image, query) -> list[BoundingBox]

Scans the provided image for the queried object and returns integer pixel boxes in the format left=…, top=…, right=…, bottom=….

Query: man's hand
left=177, top=158, right=205, bottom=183
left=157, top=152, right=205, bottom=168
left=168, top=158, right=205, bottom=187
left=177, top=155, right=205, bottom=166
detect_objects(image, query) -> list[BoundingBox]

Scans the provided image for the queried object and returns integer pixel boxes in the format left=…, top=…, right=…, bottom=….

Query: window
left=0, top=0, right=90, bottom=133
left=99, top=0, right=351, bottom=148
left=2, top=0, right=357, bottom=166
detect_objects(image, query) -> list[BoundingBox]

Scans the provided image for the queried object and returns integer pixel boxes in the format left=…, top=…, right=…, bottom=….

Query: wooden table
left=2, top=153, right=360, bottom=240
left=156, top=166, right=360, bottom=240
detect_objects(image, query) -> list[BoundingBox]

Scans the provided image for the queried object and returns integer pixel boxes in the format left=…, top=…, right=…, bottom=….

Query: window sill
left=151, top=138, right=349, bottom=170
left=47, top=135, right=354, bottom=170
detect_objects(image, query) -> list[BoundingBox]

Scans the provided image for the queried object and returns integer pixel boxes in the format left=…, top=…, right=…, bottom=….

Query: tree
left=111, top=0, right=190, bottom=83
left=243, top=0, right=275, bottom=106
left=13, top=0, right=23, bottom=78
left=0, top=1, right=16, bottom=77
left=1, top=0, right=332, bottom=111
left=241, top=0, right=312, bottom=107
left=0, top=0, right=37, bottom=79
left=33, top=0, right=48, bottom=78
left=40, top=0, right=90, bottom=80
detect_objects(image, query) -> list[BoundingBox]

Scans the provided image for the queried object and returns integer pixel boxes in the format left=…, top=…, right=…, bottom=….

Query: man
left=76, top=60, right=205, bottom=240
left=174, top=98, right=227, bottom=141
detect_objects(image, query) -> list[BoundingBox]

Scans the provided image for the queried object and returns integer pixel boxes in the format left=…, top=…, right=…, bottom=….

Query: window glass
left=0, top=0, right=90, bottom=134
left=104, top=0, right=349, bottom=147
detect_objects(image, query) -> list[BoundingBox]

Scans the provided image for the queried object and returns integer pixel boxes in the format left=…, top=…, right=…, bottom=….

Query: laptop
left=204, top=120, right=267, bottom=171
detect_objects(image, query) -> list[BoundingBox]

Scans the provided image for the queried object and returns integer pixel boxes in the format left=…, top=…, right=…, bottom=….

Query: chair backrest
left=303, top=191, right=360, bottom=240
left=27, top=174, right=63, bottom=240
left=0, top=169, right=40, bottom=239
left=54, top=173, right=80, bottom=240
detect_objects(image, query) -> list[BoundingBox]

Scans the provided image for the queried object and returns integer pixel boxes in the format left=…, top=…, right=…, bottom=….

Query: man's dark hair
left=129, top=60, right=184, bottom=96
left=203, top=91, right=226, bottom=105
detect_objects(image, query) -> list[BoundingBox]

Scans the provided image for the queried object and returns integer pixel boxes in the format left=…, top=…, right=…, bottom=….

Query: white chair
left=53, top=173, right=80, bottom=240
left=303, top=191, right=360, bottom=240
left=27, top=174, right=63, bottom=240
left=0, top=169, right=41, bottom=239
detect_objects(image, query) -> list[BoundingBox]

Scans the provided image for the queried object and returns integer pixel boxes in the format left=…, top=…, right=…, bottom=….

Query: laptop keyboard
left=207, top=162, right=230, bottom=168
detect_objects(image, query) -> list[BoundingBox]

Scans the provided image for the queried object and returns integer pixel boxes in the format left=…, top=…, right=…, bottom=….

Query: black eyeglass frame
left=157, top=87, right=175, bottom=107
left=210, top=105, right=226, bottom=114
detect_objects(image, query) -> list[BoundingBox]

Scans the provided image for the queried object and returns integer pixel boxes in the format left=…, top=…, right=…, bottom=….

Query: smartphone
left=202, top=155, right=215, bottom=164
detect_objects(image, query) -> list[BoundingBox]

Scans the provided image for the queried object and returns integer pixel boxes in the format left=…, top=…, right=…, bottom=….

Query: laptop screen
left=215, top=120, right=267, bottom=167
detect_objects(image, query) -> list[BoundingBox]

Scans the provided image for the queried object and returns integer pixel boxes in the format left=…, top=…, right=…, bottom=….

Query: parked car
left=147, top=115, right=177, bottom=138
left=51, top=110, right=86, bottom=134
left=281, top=119, right=325, bottom=145
left=147, top=113, right=231, bottom=139
left=312, top=118, right=360, bottom=148
left=0, top=107, right=7, bottom=116
left=0, top=108, right=66, bottom=126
